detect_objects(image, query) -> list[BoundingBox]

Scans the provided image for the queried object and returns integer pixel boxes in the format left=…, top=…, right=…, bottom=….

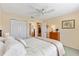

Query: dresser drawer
left=49, top=32, right=60, bottom=41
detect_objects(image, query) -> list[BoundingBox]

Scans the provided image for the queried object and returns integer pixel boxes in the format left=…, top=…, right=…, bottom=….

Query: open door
left=37, top=23, right=41, bottom=37
left=29, top=23, right=35, bottom=37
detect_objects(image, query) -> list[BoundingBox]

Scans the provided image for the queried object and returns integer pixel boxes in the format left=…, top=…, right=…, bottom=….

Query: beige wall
left=0, top=9, right=27, bottom=36
left=45, top=11, right=79, bottom=50
left=0, top=7, right=2, bottom=28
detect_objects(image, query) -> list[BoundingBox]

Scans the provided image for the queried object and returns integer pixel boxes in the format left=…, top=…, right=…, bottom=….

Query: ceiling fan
left=29, top=5, right=54, bottom=18
left=34, top=8, right=54, bottom=15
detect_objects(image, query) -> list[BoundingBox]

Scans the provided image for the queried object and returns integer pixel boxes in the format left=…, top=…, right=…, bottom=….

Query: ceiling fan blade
left=29, top=5, right=48, bottom=16
left=30, top=12, right=42, bottom=18
left=46, top=9, right=54, bottom=13
left=29, top=5, right=41, bottom=13
left=35, top=8, right=41, bottom=13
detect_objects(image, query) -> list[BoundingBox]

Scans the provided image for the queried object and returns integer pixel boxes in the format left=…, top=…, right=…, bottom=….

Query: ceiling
left=0, top=3, right=79, bottom=19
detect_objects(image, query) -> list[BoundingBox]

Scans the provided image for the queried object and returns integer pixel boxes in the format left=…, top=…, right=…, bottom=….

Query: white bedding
left=25, top=37, right=65, bottom=56
left=1, top=34, right=27, bottom=56
left=37, top=37, right=65, bottom=56
left=0, top=41, right=5, bottom=56
left=0, top=37, right=5, bottom=56
left=4, top=43, right=26, bottom=56
left=0, top=34, right=65, bottom=56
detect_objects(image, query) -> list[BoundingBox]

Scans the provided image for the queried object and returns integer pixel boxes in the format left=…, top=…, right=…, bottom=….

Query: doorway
left=37, top=22, right=41, bottom=37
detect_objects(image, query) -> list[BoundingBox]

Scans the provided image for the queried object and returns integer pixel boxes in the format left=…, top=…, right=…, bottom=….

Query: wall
left=0, top=6, right=2, bottom=29
left=45, top=11, right=79, bottom=50
left=0, top=8, right=29, bottom=37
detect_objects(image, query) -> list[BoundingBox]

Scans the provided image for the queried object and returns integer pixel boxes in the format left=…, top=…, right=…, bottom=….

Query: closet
left=10, top=20, right=27, bottom=39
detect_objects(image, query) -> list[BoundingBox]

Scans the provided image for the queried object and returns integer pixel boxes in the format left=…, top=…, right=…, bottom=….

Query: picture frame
left=62, top=20, right=75, bottom=29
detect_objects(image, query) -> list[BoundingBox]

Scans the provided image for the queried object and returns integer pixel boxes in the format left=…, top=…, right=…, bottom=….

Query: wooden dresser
left=49, top=32, right=60, bottom=41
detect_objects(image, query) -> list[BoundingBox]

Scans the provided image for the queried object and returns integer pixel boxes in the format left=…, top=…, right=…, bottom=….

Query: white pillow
left=0, top=37, right=5, bottom=43
left=0, top=41, right=5, bottom=56
left=3, top=36, right=27, bottom=56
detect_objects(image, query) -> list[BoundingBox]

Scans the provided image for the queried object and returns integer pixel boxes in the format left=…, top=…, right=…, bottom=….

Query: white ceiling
left=0, top=3, right=79, bottom=19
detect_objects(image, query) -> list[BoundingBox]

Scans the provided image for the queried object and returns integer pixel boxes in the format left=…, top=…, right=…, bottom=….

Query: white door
left=10, top=20, right=27, bottom=39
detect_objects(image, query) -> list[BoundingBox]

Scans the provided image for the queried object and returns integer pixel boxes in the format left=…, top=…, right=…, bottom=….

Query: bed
left=0, top=35, right=65, bottom=56
left=25, top=37, right=65, bottom=56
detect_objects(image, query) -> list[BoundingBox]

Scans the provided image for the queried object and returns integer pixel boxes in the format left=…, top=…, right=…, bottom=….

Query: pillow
left=0, top=41, right=5, bottom=56
left=0, top=37, right=5, bottom=43
left=4, top=36, right=27, bottom=56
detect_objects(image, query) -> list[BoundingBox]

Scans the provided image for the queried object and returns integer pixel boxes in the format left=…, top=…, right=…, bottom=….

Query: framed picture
left=62, top=20, right=75, bottom=29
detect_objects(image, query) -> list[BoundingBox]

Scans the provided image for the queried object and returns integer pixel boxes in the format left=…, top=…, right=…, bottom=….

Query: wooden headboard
left=49, top=32, right=60, bottom=41
left=0, top=30, right=2, bottom=37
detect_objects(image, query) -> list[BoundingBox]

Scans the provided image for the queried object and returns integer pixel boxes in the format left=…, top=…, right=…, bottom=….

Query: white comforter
left=0, top=36, right=65, bottom=56
left=4, top=43, right=26, bottom=56
left=43, top=38, right=65, bottom=56
left=25, top=37, right=65, bottom=56
left=38, top=37, right=65, bottom=56
left=2, top=36, right=26, bottom=56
